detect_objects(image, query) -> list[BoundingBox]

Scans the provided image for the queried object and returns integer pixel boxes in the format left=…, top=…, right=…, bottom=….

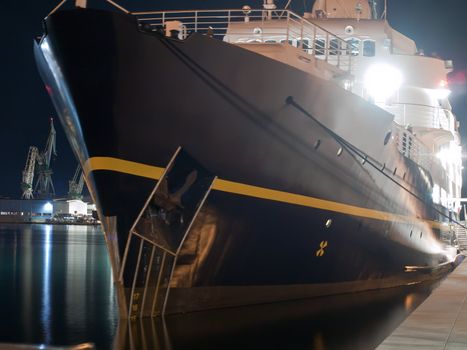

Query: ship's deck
left=378, top=255, right=467, bottom=349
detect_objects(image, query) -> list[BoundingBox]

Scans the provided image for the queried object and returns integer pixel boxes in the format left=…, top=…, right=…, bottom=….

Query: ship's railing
left=385, top=102, right=456, bottom=133
left=392, top=125, right=436, bottom=172
left=454, top=220, right=467, bottom=251
left=134, top=9, right=353, bottom=73
left=47, top=0, right=129, bottom=17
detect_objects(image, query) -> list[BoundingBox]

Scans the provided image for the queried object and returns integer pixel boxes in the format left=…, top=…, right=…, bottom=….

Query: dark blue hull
left=34, top=8, right=459, bottom=314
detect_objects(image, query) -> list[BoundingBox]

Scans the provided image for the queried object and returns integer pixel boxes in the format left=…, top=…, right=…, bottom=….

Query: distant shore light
left=43, top=202, right=53, bottom=213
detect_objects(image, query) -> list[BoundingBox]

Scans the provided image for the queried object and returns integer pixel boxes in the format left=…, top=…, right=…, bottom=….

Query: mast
left=368, top=0, right=378, bottom=19
left=263, top=0, right=276, bottom=20
left=380, top=0, right=387, bottom=19
left=68, top=164, right=85, bottom=200
left=311, top=0, right=372, bottom=19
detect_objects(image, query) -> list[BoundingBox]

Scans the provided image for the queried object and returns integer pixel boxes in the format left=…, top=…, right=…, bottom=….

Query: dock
left=377, top=256, right=467, bottom=349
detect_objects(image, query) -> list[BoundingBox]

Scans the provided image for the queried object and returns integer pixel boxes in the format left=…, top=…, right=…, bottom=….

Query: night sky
left=1, top=0, right=467, bottom=198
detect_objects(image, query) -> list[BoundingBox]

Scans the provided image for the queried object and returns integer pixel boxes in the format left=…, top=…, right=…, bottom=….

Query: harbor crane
left=68, top=164, right=85, bottom=200
left=34, top=118, right=57, bottom=199
left=20, top=118, right=57, bottom=199
left=20, top=146, right=39, bottom=199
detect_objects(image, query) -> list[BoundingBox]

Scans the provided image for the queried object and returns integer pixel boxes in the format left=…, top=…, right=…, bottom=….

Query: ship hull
left=35, top=8, right=456, bottom=315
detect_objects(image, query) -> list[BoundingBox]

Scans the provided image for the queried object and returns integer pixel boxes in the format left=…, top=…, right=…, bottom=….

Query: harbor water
left=0, top=224, right=118, bottom=349
left=0, top=224, right=446, bottom=349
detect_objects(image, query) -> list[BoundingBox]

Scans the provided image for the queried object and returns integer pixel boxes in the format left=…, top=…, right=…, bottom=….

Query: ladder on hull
left=118, top=147, right=216, bottom=319
left=455, top=221, right=467, bottom=252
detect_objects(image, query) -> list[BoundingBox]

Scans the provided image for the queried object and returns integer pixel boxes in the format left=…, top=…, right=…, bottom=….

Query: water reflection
left=0, top=224, right=118, bottom=349
left=116, top=281, right=440, bottom=350
left=0, top=224, right=446, bottom=350
left=42, top=225, right=52, bottom=344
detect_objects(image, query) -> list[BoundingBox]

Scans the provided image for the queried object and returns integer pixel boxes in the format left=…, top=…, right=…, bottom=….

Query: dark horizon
left=1, top=0, right=467, bottom=198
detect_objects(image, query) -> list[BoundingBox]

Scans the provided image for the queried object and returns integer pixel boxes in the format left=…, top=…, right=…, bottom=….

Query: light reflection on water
left=115, top=281, right=439, bottom=350
left=0, top=224, right=118, bottom=349
left=0, top=223, right=444, bottom=350
left=41, top=225, right=52, bottom=344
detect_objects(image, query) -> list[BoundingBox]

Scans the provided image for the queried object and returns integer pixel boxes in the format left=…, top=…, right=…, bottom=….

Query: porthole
left=345, top=38, right=360, bottom=56
left=253, top=27, right=262, bottom=34
left=314, top=39, right=326, bottom=55
left=337, top=147, right=343, bottom=156
left=384, top=131, right=392, bottom=145
left=325, top=219, right=332, bottom=228
left=344, top=25, right=354, bottom=35
left=363, top=40, right=376, bottom=57
left=298, top=38, right=312, bottom=50
left=280, top=39, right=294, bottom=46
left=329, top=38, right=340, bottom=55
left=314, top=139, right=321, bottom=149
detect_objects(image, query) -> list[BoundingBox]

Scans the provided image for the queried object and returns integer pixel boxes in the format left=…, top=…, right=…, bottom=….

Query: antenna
left=368, top=0, right=377, bottom=19
left=381, top=0, right=387, bottom=19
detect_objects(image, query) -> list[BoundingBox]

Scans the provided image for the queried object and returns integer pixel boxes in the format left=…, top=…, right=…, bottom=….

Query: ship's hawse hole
left=384, top=131, right=392, bottom=145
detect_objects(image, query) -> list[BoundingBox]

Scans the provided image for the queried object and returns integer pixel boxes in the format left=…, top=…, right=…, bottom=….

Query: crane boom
left=43, top=118, right=57, bottom=167
left=21, top=146, right=39, bottom=199
left=77, top=171, right=85, bottom=195
left=35, top=118, right=57, bottom=198
left=68, top=164, right=85, bottom=199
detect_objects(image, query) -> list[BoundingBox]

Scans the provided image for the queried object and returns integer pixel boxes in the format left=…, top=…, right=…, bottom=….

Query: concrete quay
left=378, top=256, right=467, bottom=350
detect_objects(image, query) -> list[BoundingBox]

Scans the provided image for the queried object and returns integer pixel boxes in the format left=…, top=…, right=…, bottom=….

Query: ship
left=34, top=0, right=465, bottom=318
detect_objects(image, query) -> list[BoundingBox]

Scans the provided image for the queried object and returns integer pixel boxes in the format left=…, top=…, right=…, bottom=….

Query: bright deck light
left=43, top=202, right=53, bottom=213
left=364, top=63, right=403, bottom=102
left=436, top=146, right=462, bottom=165
left=432, top=88, right=451, bottom=99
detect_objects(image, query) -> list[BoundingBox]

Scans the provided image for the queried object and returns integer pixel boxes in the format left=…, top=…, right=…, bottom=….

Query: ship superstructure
left=34, top=0, right=464, bottom=318
left=306, top=1, right=462, bottom=215
left=135, top=1, right=462, bottom=216
left=216, top=0, right=461, bottom=214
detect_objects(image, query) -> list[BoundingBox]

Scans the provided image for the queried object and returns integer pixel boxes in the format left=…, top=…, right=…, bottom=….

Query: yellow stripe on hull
left=83, top=157, right=164, bottom=180
left=83, top=156, right=443, bottom=229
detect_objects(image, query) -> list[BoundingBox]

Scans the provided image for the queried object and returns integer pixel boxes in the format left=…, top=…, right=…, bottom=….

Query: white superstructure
left=305, top=1, right=462, bottom=213
left=133, top=0, right=462, bottom=213
left=223, top=1, right=462, bottom=213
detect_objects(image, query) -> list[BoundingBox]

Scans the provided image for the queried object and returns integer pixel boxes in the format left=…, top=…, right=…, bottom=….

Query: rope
left=158, top=35, right=465, bottom=231
left=286, top=96, right=466, bottom=229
